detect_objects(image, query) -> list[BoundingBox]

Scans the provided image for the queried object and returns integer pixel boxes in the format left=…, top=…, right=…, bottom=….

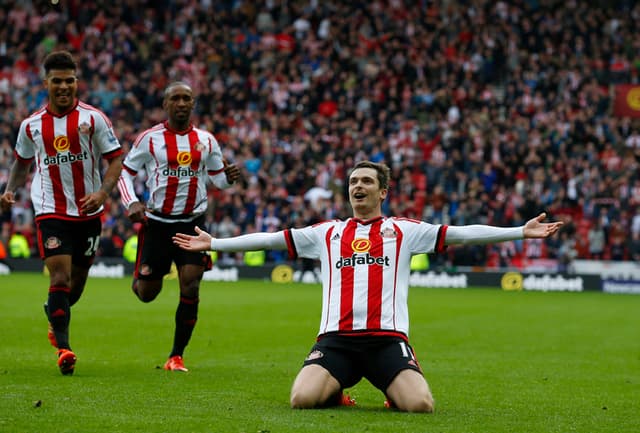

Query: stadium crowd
left=1, top=0, right=640, bottom=270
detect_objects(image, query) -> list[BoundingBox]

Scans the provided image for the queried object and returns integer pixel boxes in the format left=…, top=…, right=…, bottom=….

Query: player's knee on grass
left=388, top=388, right=434, bottom=413
left=386, top=369, right=435, bottom=413
left=290, top=384, right=343, bottom=409
left=290, top=364, right=342, bottom=409
left=396, top=393, right=434, bottom=413
left=290, top=388, right=321, bottom=409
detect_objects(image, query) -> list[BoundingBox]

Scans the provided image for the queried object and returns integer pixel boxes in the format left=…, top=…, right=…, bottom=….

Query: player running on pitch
left=1, top=50, right=123, bottom=375
left=118, top=81, right=240, bottom=372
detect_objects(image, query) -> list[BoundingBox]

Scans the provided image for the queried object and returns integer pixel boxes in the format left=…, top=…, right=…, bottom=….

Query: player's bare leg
left=133, top=279, right=162, bottom=302
left=46, top=255, right=72, bottom=287
left=178, top=264, right=203, bottom=298
left=385, top=369, right=434, bottom=412
left=290, top=364, right=342, bottom=408
left=69, top=264, right=89, bottom=306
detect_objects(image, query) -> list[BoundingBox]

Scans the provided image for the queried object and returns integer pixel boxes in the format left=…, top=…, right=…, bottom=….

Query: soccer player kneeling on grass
left=173, top=161, right=563, bottom=411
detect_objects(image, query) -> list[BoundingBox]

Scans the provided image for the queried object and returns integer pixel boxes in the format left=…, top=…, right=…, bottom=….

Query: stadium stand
left=0, top=0, right=639, bottom=269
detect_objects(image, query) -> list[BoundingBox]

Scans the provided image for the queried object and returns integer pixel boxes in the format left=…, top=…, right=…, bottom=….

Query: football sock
left=169, top=295, right=199, bottom=357
left=68, top=290, right=82, bottom=307
left=47, top=285, right=71, bottom=350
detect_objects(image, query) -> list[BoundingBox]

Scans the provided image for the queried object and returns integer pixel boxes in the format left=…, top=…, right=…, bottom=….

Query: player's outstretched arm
left=174, top=228, right=288, bottom=252
left=445, top=212, right=563, bottom=245
left=523, top=212, right=563, bottom=238
left=173, top=226, right=212, bottom=252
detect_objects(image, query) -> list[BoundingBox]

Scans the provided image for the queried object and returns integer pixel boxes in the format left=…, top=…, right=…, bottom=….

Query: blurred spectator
left=410, top=253, right=429, bottom=272
left=629, top=232, right=640, bottom=262
left=587, top=221, right=606, bottom=260
left=632, top=208, right=640, bottom=237
left=244, top=249, right=266, bottom=267
left=98, top=225, right=120, bottom=258
left=609, top=236, right=627, bottom=261
left=8, top=231, right=30, bottom=258
left=557, top=231, right=578, bottom=274
left=122, top=230, right=138, bottom=264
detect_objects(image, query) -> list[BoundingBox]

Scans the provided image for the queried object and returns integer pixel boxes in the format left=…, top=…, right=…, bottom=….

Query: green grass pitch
left=0, top=271, right=638, bottom=433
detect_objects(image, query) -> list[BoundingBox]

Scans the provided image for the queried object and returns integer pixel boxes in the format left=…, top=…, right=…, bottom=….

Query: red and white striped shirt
left=286, top=216, right=448, bottom=339
left=118, top=121, right=228, bottom=222
left=15, top=100, right=122, bottom=220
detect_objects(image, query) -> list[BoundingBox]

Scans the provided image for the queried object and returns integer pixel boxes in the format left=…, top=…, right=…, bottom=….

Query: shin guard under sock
left=47, top=285, right=71, bottom=349
left=170, top=296, right=199, bottom=357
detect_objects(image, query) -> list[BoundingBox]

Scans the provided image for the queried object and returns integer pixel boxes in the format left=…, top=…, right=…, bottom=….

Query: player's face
left=348, top=167, right=387, bottom=217
left=164, top=85, right=194, bottom=127
left=45, top=69, right=78, bottom=114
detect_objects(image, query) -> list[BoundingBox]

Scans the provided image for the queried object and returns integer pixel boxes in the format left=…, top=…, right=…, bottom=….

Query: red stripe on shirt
left=366, top=219, right=384, bottom=329
left=41, top=113, right=66, bottom=214
left=338, top=220, right=356, bottom=331
left=66, top=110, right=86, bottom=209
left=88, top=116, right=97, bottom=188
left=161, top=131, right=179, bottom=214
left=25, top=123, right=33, bottom=141
left=183, top=130, right=201, bottom=214
left=392, top=223, right=403, bottom=330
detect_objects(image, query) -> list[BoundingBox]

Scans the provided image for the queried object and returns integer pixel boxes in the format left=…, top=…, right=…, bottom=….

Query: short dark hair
left=351, top=161, right=391, bottom=190
left=43, top=51, right=77, bottom=75
left=163, top=81, right=193, bottom=99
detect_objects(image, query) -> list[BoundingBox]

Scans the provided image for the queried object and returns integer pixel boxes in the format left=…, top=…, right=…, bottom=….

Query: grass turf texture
left=0, top=272, right=638, bottom=433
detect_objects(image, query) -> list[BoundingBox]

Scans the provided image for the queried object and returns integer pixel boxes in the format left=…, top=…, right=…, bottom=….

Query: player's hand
left=523, top=212, right=564, bottom=238
left=173, top=226, right=212, bottom=252
left=79, top=190, right=108, bottom=214
left=127, top=201, right=147, bottom=224
left=224, top=163, right=241, bottom=184
left=0, top=191, right=16, bottom=212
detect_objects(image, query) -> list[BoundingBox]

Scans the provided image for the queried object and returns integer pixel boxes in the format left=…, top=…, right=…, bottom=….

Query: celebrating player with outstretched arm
left=173, top=161, right=563, bottom=412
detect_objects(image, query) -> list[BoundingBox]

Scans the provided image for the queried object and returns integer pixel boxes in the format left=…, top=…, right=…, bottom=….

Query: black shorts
left=36, top=216, right=102, bottom=268
left=302, top=334, right=424, bottom=392
left=135, top=215, right=212, bottom=280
